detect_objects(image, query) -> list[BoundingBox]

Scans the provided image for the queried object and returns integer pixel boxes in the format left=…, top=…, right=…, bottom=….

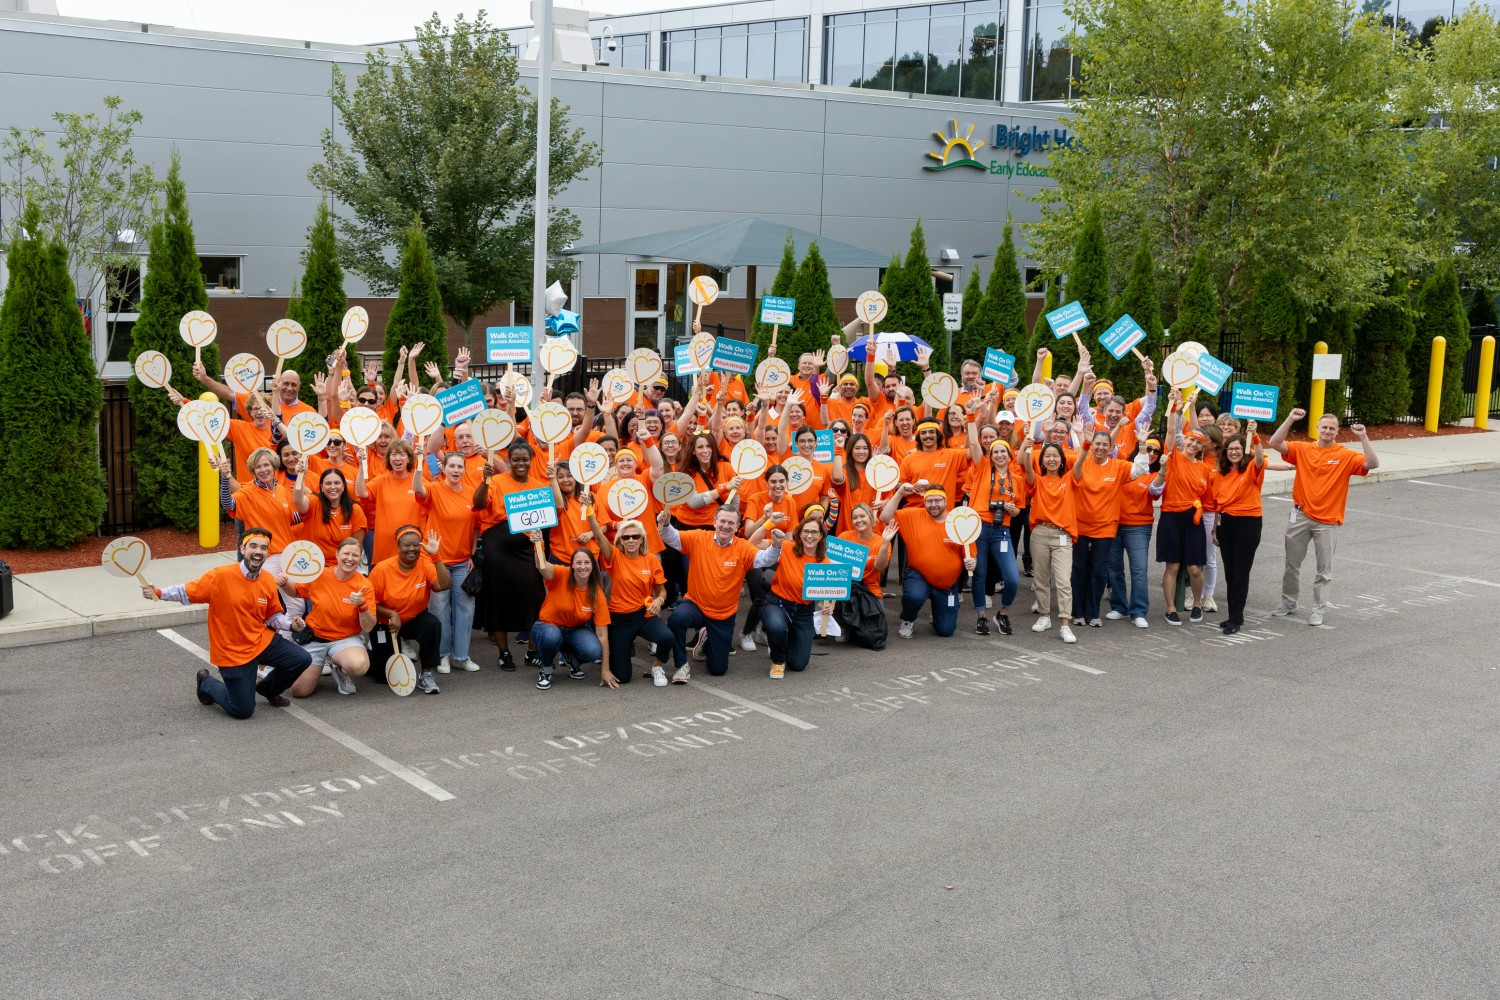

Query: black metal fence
left=99, top=382, right=139, bottom=535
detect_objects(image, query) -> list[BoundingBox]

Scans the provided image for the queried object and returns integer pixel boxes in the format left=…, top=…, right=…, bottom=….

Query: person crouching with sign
left=145, top=527, right=312, bottom=719
left=529, top=533, right=611, bottom=690
left=761, top=514, right=828, bottom=679
left=369, top=526, right=451, bottom=694
left=879, top=483, right=975, bottom=639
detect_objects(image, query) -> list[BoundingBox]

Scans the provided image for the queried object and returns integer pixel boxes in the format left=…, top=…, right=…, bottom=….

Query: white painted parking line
left=1408, top=479, right=1500, bottom=495
left=157, top=629, right=457, bottom=802
left=687, top=681, right=818, bottom=730
left=1335, top=556, right=1500, bottom=590
left=1265, top=494, right=1500, bottom=535
left=1029, top=651, right=1106, bottom=675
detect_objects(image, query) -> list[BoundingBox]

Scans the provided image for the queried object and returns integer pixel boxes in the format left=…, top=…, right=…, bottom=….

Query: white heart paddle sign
left=826, top=343, right=849, bottom=377
left=178, top=311, right=218, bottom=348
left=782, top=456, right=816, bottom=495
left=101, top=536, right=152, bottom=579
left=341, top=306, right=370, bottom=343
left=501, top=371, right=532, bottom=409
left=134, top=350, right=172, bottom=389
left=286, top=412, right=331, bottom=455
left=472, top=408, right=516, bottom=451
left=627, top=348, right=663, bottom=387
left=223, top=353, right=264, bottom=395
left=864, top=455, right=901, bottom=495
left=607, top=478, right=650, bottom=520
left=402, top=393, right=444, bottom=438
left=266, top=319, right=307, bottom=359
left=855, top=291, right=888, bottom=326
left=176, top=400, right=212, bottom=443
left=1175, top=340, right=1208, bottom=360
left=652, top=471, right=697, bottom=507
left=540, top=336, right=579, bottom=375
left=340, top=406, right=383, bottom=447
left=603, top=368, right=634, bottom=401
left=386, top=653, right=416, bottom=697
left=568, top=442, right=611, bottom=487
left=755, top=358, right=791, bottom=392
left=730, top=440, right=770, bottom=480
left=281, top=540, right=326, bottom=586
left=922, top=372, right=959, bottom=410
left=945, top=505, right=982, bottom=546
left=688, top=275, right=719, bottom=306
left=532, top=401, right=572, bottom=445
left=198, top=401, right=230, bottom=444
left=1162, top=351, right=1201, bottom=389
left=690, top=332, right=716, bottom=372
left=1016, top=383, right=1057, bottom=423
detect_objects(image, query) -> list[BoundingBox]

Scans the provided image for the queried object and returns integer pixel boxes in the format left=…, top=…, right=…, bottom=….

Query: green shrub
left=1350, top=277, right=1414, bottom=424
left=1242, top=268, right=1301, bottom=422
left=381, top=216, right=448, bottom=387
left=1408, top=261, right=1468, bottom=423
left=290, top=201, right=347, bottom=403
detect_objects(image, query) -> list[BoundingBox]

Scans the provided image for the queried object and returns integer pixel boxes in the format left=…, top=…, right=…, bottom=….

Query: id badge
left=947, top=594, right=956, bottom=607
left=1058, top=534, right=1070, bottom=549
left=1000, top=539, right=1009, bottom=553
left=1289, top=510, right=1298, bottom=525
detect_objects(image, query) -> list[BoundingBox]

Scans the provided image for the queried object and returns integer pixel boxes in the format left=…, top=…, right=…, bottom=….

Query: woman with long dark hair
left=1212, top=423, right=1266, bottom=635
left=473, top=438, right=547, bottom=671
left=293, top=468, right=367, bottom=561
left=529, top=536, right=612, bottom=691
left=760, top=514, right=826, bottom=678
left=1021, top=434, right=1084, bottom=644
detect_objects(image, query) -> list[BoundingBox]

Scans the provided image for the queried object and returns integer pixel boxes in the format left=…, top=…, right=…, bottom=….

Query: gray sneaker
left=416, top=671, right=440, bottom=695
left=331, top=664, right=356, bottom=696
left=1271, top=601, right=1297, bottom=617
left=1308, top=610, right=1324, bottom=627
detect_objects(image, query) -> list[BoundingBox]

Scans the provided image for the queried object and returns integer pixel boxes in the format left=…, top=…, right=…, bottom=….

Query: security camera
left=607, top=36, right=617, bottom=51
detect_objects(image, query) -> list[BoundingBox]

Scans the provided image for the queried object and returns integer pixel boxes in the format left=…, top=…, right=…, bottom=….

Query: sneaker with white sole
left=1189, top=606, right=1203, bottom=623
left=898, top=620, right=915, bottom=638
left=1202, top=597, right=1218, bottom=612
left=1030, top=600, right=1040, bottom=614
left=1132, top=616, right=1149, bottom=629
left=671, top=665, right=691, bottom=684
left=568, top=660, right=586, bottom=680
left=739, top=633, right=756, bottom=652
left=1165, top=611, right=1182, bottom=625
left=1032, top=616, right=1052, bottom=633
left=769, top=662, right=785, bottom=679
left=457, top=658, right=480, bottom=672
left=651, top=666, right=669, bottom=687
left=331, top=664, right=356, bottom=696
left=321, top=663, right=333, bottom=677
left=691, top=638, right=707, bottom=661
left=1308, top=610, right=1324, bottom=626
left=1089, top=618, right=1102, bottom=627
left=437, top=655, right=452, bottom=675
left=1271, top=600, right=1297, bottom=617
left=536, top=673, right=552, bottom=690
left=753, top=626, right=768, bottom=645
left=1105, top=610, right=1125, bottom=621
left=416, top=672, right=440, bottom=694
left=1059, top=625, right=1077, bottom=644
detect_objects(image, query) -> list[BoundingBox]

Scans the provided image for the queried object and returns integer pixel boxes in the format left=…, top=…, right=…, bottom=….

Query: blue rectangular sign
left=486, top=326, right=533, bottom=364
left=435, top=378, right=486, bottom=427
left=673, top=341, right=704, bottom=377
left=824, top=536, right=869, bottom=582
left=1046, top=300, right=1089, bottom=338
left=813, top=429, right=835, bottom=463
left=983, top=347, right=1016, bottom=384
left=760, top=296, right=796, bottom=326
left=1194, top=353, right=1235, bottom=394
left=1230, top=381, right=1280, bottom=421
left=1100, top=315, right=1146, bottom=360
left=710, top=337, right=760, bottom=376
left=802, top=562, right=853, bottom=601
left=504, top=486, right=559, bottom=533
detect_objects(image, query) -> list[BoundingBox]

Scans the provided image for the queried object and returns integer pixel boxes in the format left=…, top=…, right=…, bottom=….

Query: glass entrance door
left=629, top=264, right=666, bottom=352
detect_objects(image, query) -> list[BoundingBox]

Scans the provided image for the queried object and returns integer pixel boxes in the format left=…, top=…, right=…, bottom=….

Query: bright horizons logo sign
left=924, top=119, right=1069, bottom=178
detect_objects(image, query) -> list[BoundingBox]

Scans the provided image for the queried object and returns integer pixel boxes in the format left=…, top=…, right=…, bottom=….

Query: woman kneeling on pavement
left=528, top=533, right=612, bottom=690
left=288, top=536, right=376, bottom=697
left=761, top=514, right=827, bottom=679
left=591, top=513, right=674, bottom=687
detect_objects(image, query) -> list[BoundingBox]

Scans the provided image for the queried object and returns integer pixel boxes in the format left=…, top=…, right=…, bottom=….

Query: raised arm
left=1352, top=421, right=1378, bottom=471
left=1267, top=406, right=1300, bottom=457
left=191, top=360, right=237, bottom=405
left=530, top=530, right=555, bottom=580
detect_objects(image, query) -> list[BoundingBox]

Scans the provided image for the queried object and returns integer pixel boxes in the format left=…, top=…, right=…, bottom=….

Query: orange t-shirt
left=424, top=479, right=482, bottom=564
left=184, top=564, right=281, bottom=666
left=369, top=555, right=438, bottom=622
left=836, top=529, right=885, bottom=597
left=707, top=372, right=749, bottom=406
left=770, top=542, right=821, bottom=604
left=365, top=472, right=426, bottom=563
left=230, top=481, right=299, bottom=554
left=548, top=494, right=599, bottom=563
left=1073, top=457, right=1132, bottom=538
left=539, top=571, right=611, bottom=628
left=786, top=456, right=836, bottom=503
left=966, top=461, right=1026, bottom=526
left=833, top=470, right=879, bottom=534
left=745, top=491, right=798, bottom=533
left=602, top=548, right=665, bottom=615
left=672, top=463, right=733, bottom=529
left=1119, top=471, right=1161, bottom=526
left=1286, top=441, right=1367, bottom=525
left=234, top=391, right=315, bottom=424
left=295, top=568, right=374, bottom=640
left=296, top=502, right=368, bottom=560
left=594, top=472, right=664, bottom=554
left=308, top=451, right=360, bottom=487
left=899, top=447, right=969, bottom=507
left=787, top=376, right=825, bottom=430
left=1027, top=473, right=1079, bottom=538
left=480, top=471, right=548, bottom=534
left=1162, top=450, right=1211, bottom=514
left=225, top=419, right=276, bottom=483
left=1214, top=462, right=1266, bottom=518
left=678, top=530, right=762, bottom=620
left=894, top=508, right=963, bottom=589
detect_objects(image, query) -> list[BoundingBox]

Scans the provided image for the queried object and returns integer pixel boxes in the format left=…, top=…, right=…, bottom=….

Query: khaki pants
left=1031, top=523, right=1073, bottom=621
left=1281, top=511, right=1338, bottom=611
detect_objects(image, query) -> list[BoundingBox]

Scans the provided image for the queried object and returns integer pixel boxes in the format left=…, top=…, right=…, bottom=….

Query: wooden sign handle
left=770, top=324, right=779, bottom=353
left=195, top=345, right=202, bottom=368
left=1130, top=346, right=1147, bottom=363
left=1071, top=331, right=1086, bottom=357
left=273, top=356, right=285, bottom=384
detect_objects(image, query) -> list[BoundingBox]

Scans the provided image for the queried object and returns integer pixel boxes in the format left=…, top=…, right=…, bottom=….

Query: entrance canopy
left=562, top=218, right=891, bottom=270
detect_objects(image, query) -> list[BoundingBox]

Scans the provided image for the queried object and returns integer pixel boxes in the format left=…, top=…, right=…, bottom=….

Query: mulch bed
left=2, top=524, right=237, bottom=575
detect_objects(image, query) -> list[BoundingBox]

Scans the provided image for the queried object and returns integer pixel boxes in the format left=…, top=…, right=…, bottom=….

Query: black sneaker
left=1165, top=611, right=1182, bottom=626
left=499, top=650, right=517, bottom=672
left=1189, top=606, right=1203, bottom=623
left=536, top=673, right=552, bottom=690
left=975, top=615, right=991, bottom=636
left=255, top=681, right=290, bottom=707
left=1223, top=622, right=1241, bottom=635
left=567, top=659, right=586, bottom=680
left=996, top=613, right=1013, bottom=636
left=195, top=668, right=213, bottom=705
left=524, top=649, right=542, bottom=669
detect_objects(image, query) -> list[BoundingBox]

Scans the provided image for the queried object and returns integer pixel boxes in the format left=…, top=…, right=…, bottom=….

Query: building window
left=662, top=19, right=807, bottom=82
left=1022, top=0, right=1080, bottom=101
left=200, top=255, right=242, bottom=293
left=822, top=2, right=1002, bottom=101
left=592, top=32, right=649, bottom=68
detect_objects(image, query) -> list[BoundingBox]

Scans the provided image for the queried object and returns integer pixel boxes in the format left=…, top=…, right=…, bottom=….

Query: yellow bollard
left=1477, top=336, right=1495, bottom=431
left=198, top=391, right=220, bottom=549
left=1424, top=336, right=1446, bottom=433
left=1307, top=340, right=1328, bottom=440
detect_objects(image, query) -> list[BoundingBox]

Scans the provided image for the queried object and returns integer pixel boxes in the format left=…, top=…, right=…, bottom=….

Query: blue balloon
left=546, top=309, right=582, bottom=337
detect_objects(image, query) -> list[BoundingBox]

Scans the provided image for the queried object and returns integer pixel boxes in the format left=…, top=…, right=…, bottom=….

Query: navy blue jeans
left=760, top=596, right=815, bottom=671
left=531, top=621, right=603, bottom=678
left=1107, top=523, right=1152, bottom=619
left=1070, top=533, right=1114, bottom=622
left=900, top=568, right=960, bottom=637
left=668, top=600, right=735, bottom=676
left=198, top=634, right=311, bottom=720
left=606, top=609, right=674, bottom=683
left=972, top=520, right=1020, bottom=612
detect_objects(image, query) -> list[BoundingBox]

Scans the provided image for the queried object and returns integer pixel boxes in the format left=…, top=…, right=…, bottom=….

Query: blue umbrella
left=848, top=332, right=933, bottom=363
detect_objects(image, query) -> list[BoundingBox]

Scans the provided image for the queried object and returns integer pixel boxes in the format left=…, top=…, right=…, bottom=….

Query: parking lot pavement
left=3, top=472, right=1498, bottom=999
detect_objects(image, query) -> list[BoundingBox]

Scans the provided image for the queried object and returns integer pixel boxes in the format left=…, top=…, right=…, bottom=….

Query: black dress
left=477, top=481, right=545, bottom=633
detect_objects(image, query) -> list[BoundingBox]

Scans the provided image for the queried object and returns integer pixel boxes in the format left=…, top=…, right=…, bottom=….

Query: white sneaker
left=321, top=663, right=333, bottom=677
left=739, top=633, right=756, bottom=652
left=651, top=665, right=668, bottom=687
left=457, top=658, right=480, bottom=672
left=1132, top=616, right=1149, bottom=629
left=671, top=665, right=691, bottom=684
left=257, top=665, right=272, bottom=681
left=1309, top=610, right=1324, bottom=626
left=691, top=637, right=707, bottom=662
left=1271, top=600, right=1296, bottom=617
left=898, top=620, right=915, bottom=639
left=1030, top=600, right=1040, bottom=614
left=1105, top=610, right=1125, bottom=620
left=1032, top=616, right=1052, bottom=633
left=437, top=655, right=452, bottom=674
left=401, top=639, right=419, bottom=658
left=1203, top=597, right=1218, bottom=612
left=1059, top=625, right=1077, bottom=644
left=1088, top=618, right=1102, bottom=627
left=331, top=664, right=356, bottom=696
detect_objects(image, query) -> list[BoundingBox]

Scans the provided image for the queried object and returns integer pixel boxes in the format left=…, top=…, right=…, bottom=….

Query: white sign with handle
left=133, top=350, right=172, bottom=389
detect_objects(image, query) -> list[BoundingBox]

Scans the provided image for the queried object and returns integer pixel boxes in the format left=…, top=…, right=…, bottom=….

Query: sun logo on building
left=925, top=119, right=987, bottom=171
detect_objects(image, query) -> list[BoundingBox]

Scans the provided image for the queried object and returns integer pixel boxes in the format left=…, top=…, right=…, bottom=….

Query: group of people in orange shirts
left=147, top=332, right=1381, bottom=719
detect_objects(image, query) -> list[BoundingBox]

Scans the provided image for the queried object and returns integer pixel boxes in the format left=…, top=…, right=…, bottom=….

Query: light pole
left=530, top=0, right=554, bottom=403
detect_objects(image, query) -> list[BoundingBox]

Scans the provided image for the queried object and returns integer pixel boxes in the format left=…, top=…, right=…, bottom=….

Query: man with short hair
left=1267, top=408, right=1379, bottom=626
left=144, top=528, right=312, bottom=719
left=880, top=483, right=975, bottom=638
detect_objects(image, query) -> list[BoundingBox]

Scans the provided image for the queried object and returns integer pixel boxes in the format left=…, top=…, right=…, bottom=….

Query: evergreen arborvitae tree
left=750, top=233, right=798, bottom=354
left=1299, top=307, right=1354, bottom=419
left=1243, top=268, right=1301, bottom=422
left=1408, top=261, right=1469, bottom=423
left=0, top=205, right=107, bottom=547
left=955, top=223, right=1028, bottom=372
left=128, top=155, right=220, bottom=530
left=1172, top=250, right=1220, bottom=355
left=785, top=240, right=841, bottom=365
left=1108, top=233, right=1164, bottom=400
left=1350, top=276, right=1414, bottom=424
left=958, top=268, right=983, bottom=361
left=1026, top=279, right=1063, bottom=379
left=1467, top=286, right=1497, bottom=329
left=381, top=216, right=448, bottom=387
left=292, top=201, right=347, bottom=405
left=879, top=220, right=948, bottom=379
left=1064, top=204, right=1108, bottom=384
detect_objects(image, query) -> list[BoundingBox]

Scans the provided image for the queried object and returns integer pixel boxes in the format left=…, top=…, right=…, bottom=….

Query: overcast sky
left=55, top=0, right=665, bottom=44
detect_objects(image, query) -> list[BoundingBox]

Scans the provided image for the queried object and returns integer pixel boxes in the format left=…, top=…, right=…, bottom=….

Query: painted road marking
left=1029, top=651, right=1107, bottom=675
left=1335, top=556, right=1500, bottom=590
left=157, top=629, right=457, bottom=802
left=1408, top=479, right=1500, bottom=495
left=1265, top=494, right=1500, bottom=535
left=687, top=681, right=818, bottom=730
